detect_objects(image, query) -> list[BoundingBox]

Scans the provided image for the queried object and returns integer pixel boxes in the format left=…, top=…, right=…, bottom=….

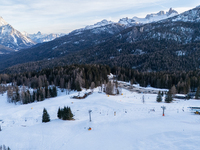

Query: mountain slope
left=0, top=17, right=35, bottom=50
left=0, top=22, right=126, bottom=71
left=1, top=6, right=200, bottom=73
left=0, top=44, right=14, bottom=54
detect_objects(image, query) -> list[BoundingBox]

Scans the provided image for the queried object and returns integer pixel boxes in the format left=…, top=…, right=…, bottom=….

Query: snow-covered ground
left=0, top=88, right=200, bottom=150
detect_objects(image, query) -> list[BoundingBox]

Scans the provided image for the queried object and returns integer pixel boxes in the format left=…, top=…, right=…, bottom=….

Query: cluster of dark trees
left=156, top=91, right=173, bottom=103
left=2, top=64, right=200, bottom=102
left=0, top=64, right=110, bottom=104
left=7, top=85, right=57, bottom=104
left=0, top=64, right=109, bottom=91
left=57, top=106, right=74, bottom=120
left=0, top=145, right=11, bottom=150
left=42, top=106, right=74, bottom=123
left=111, top=67, right=200, bottom=94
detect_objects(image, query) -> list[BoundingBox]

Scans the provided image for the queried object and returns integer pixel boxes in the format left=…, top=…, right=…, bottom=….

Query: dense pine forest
left=1, top=64, right=200, bottom=104
left=0, top=64, right=110, bottom=104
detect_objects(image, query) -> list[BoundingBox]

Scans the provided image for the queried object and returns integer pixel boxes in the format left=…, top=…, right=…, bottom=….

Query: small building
left=174, top=94, right=186, bottom=99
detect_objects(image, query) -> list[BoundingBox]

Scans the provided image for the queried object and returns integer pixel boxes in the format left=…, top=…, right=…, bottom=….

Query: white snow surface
left=0, top=87, right=200, bottom=150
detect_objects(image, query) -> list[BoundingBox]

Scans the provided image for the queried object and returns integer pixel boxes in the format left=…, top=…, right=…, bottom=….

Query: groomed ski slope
left=0, top=88, right=200, bottom=150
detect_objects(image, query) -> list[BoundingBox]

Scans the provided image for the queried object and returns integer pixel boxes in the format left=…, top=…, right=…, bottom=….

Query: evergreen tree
left=161, top=91, right=164, bottom=97
left=69, top=107, right=74, bottom=119
left=42, top=108, right=50, bottom=123
left=156, top=91, right=162, bottom=102
left=57, top=107, right=61, bottom=119
left=52, top=86, right=57, bottom=97
left=62, top=106, right=68, bottom=120
left=165, top=90, right=173, bottom=103
left=58, top=106, right=74, bottom=120
left=195, top=86, right=200, bottom=99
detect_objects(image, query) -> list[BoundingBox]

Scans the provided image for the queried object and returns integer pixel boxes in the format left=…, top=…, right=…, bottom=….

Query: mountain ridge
left=0, top=17, right=35, bottom=50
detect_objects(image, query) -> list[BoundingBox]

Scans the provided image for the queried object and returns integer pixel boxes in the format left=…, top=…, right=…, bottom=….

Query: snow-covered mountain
left=72, top=8, right=178, bottom=33
left=0, top=16, right=35, bottom=50
left=23, top=31, right=66, bottom=43
left=118, top=8, right=178, bottom=27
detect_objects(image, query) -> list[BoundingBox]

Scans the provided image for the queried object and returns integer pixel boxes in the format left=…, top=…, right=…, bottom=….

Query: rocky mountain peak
left=167, top=8, right=178, bottom=16
left=37, top=31, right=42, bottom=35
left=0, top=16, right=8, bottom=27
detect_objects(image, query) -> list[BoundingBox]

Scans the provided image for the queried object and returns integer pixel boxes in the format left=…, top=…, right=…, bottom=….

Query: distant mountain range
left=22, top=31, right=66, bottom=43
left=0, top=8, right=178, bottom=53
left=0, top=17, right=65, bottom=53
left=2, top=6, right=200, bottom=73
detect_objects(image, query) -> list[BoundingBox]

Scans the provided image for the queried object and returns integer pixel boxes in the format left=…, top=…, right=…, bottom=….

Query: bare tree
left=90, top=82, right=95, bottom=92
left=170, top=85, right=177, bottom=97
left=67, top=81, right=71, bottom=95
left=105, top=81, right=114, bottom=95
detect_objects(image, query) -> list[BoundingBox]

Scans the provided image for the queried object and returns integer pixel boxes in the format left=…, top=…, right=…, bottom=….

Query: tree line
left=111, top=67, right=200, bottom=94
left=1, top=64, right=200, bottom=102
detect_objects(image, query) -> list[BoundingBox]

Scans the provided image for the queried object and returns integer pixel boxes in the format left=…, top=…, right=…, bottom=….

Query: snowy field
left=0, top=88, right=200, bottom=150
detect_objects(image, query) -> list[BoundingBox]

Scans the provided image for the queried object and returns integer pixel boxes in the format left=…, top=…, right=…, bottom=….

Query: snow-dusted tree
left=165, top=90, right=173, bottom=103
left=42, top=108, right=50, bottom=123
left=156, top=91, right=162, bottom=102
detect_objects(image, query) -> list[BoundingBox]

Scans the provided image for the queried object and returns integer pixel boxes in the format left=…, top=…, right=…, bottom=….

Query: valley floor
left=0, top=88, right=200, bottom=150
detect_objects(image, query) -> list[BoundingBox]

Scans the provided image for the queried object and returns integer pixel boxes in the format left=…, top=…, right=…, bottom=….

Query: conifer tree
left=161, top=91, right=164, bottom=97
left=165, top=90, right=173, bottom=103
left=57, top=107, right=61, bottom=119
left=52, top=86, right=57, bottom=97
left=69, top=107, right=74, bottom=119
left=62, top=106, right=68, bottom=120
left=58, top=106, right=74, bottom=120
left=195, top=86, right=200, bottom=99
left=42, top=108, right=50, bottom=123
left=156, top=91, right=162, bottom=102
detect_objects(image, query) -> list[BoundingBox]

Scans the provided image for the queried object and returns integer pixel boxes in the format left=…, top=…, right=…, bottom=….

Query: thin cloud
left=0, top=0, right=199, bottom=33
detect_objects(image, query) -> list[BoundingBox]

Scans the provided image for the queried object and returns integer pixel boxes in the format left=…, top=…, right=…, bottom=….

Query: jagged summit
left=0, top=16, right=35, bottom=50
left=23, top=31, right=65, bottom=43
left=84, top=19, right=114, bottom=30
left=117, top=8, right=178, bottom=27
left=0, top=16, right=8, bottom=26
left=145, top=8, right=178, bottom=19
left=167, top=8, right=178, bottom=16
left=37, top=31, right=42, bottom=35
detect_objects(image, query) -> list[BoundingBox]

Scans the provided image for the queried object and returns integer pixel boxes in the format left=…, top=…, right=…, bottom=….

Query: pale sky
left=0, top=0, right=199, bottom=34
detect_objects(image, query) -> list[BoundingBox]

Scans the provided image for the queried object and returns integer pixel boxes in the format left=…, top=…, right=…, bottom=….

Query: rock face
left=0, top=17, right=35, bottom=50
left=118, top=8, right=178, bottom=27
